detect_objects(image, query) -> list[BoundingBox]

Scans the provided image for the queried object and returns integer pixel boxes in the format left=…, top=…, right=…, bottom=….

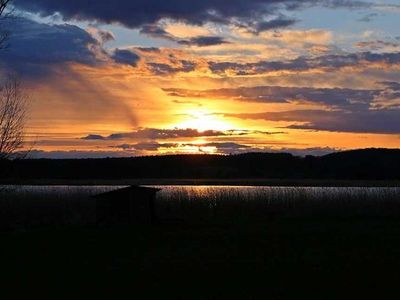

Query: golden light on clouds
left=3, top=2, right=399, bottom=158
left=164, top=22, right=213, bottom=38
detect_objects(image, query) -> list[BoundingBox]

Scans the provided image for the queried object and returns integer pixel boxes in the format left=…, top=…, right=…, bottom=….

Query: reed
left=1, top=185, right=400, bottom=230
left=154, top=186, right=400, bottom=223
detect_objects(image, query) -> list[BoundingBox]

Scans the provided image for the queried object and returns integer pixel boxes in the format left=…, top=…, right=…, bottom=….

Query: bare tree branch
left=0, top=0, right=10, bottom=16
left=0, top=77, right=27, bottom=160
left=0, top=29, right=8, bottom=49
left=0, top=0, right=11, bottom=49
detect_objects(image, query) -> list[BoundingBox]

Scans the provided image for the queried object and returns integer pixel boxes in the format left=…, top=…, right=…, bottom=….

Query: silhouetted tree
left=0, top=78, right=26, bottom=159
left=0, top=1, right=28, bottom=160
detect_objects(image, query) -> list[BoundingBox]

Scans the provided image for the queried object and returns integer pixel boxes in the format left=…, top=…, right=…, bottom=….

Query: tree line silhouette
left=1, top=148, right=400, bottom=181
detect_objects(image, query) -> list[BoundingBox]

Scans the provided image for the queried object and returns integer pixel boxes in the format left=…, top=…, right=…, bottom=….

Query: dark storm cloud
left=163, top=86, right=380, bottom=108
left=111, top=48, right=140, bottom=66
left=227, top=109, right=400, bottom=134
left=208, top=52, right=400, bottom=76
left=13, top=0, right=375, bottom=32
left=0, top=16, right=103, bottom=76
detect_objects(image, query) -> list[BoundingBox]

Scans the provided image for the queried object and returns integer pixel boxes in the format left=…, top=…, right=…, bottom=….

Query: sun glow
left=176, top=110, right=235, bottom=132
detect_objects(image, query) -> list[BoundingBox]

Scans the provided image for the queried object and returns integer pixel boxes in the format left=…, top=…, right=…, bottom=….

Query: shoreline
left=1, top=178, right=400, bottom=187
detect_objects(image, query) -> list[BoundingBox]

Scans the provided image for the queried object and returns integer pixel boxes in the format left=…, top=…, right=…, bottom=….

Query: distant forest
left=1, top=148, right=400, bottom=181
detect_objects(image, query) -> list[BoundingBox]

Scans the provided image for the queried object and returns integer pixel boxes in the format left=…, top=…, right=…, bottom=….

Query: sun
left=176, top=110, right=234, bottom=132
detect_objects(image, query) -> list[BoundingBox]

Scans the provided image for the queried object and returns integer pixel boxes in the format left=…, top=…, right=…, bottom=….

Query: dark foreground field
left=2, top=185, right=400, bottom=298
left=2, top=218, right=400, bottom=299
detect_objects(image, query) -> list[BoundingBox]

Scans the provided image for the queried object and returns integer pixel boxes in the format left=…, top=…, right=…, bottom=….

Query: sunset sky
left=1, top=0, right=399, bottom=158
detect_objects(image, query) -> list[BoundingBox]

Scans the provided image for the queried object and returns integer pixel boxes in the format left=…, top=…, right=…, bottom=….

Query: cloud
left=111, top=141, right=253, bottom=154
left=227, top=108, right=400, bottom=134
left=380, top=81, right=400, bottom=91
left=208, top=51, right=400, bottom=76
left=26, top=145, right=338, bottom=158
left=13, top=0, right=375, bottom=33
left=81, top=134, right=105, bottom=141
left=126, top=47, right=203, bottom=75
left=0, top=16, right=105, bottom=77
left=81, top=128, right=283, bottom=141
left=140, top=24, right=173, bottom=40
left=266, top=29, right=332, bottom=45
left=0, top=17, right=206, bottom=77
left=81, top=128, right=231, bottom=141
left=112, top=142, right=178, bottom=151
left=178, top=36, right=229, bottom=47
left=197, top=142, right=252, bottom=154
left=163, top=82, right=400, bottom=135
left=135, top=47, right=161, bottom=53
left=147, top=61, right=196, bottom=75
left=140, top=24, right=228, bottom=47
left=163, top=85, right=380, bottom=108
left=110, top=48, right=397, bottom=77
left=5, top=16, right=398, bottom=79
left=97, top=141, right=338, bottom=156
left=172, top=99, right=203, bottom=106
left=111, top=48, right=140, bottom=66
left=165, top=83, right=400, bottom=134
left=354, top=40, right=400, bottom=51
left=251, top=17, right=297, bottom=33
left=87, top=27, right=115, bottom=44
